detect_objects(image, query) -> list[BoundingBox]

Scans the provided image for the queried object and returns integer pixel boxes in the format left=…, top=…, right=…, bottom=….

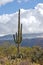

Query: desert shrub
left=0, top=44, right=43, bottom=65
left=30, top=46, right=43, bottom=64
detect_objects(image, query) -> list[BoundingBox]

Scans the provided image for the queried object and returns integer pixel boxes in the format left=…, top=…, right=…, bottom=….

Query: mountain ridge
left=0, top=33, right=43, bottom=47
left=0, top=33, right=43, bottom=40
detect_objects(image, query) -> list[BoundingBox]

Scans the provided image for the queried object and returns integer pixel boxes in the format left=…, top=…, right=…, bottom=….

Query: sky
left=0, top=0, right=43, bottom=36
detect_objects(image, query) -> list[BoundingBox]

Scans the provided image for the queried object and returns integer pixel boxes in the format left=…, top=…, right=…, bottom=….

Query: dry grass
left=0, top=57, right=40, bottom=65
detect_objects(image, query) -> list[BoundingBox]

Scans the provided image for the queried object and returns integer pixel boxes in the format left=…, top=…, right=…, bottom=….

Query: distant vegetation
left=0, top=44, right=43, bottom=65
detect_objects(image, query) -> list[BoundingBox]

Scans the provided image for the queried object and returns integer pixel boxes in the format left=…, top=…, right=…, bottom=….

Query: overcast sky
left=0, top=0, right=43, bottom=36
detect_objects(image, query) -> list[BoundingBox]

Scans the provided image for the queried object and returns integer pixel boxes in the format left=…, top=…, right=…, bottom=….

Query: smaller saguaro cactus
left=13, top=9, right=22, bottom=55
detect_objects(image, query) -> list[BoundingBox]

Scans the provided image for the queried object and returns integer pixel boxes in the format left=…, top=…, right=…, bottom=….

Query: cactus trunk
left=13, top=9, right=22, bottom=55
left=18, top=43, right=19, bottom=55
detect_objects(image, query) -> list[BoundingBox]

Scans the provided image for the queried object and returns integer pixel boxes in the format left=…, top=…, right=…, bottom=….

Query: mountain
left=21, top=38, right=43, bottom=47
left=0, top=34, right=13, bottom=40
left=0, top=33, right=43, bottom=40
left=23, top=33, right=43, bottom=39
left=0, top=33, right=43, bottom=47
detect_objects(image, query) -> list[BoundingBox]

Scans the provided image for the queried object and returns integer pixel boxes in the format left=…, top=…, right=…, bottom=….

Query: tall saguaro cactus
left=13, top=9, right=22, bottom=55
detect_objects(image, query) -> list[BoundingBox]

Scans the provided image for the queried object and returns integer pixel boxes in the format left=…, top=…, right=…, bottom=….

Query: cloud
left=0, top=3, right=43, bottom=35
left=17, top=0, right=29, bottom=3
left=0, top=0, right=14, bottom=6
left=0, top=0, right=34, bottom=6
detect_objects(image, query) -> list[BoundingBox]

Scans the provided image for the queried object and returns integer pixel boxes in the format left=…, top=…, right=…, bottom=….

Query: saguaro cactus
left=13, top=9, right=22, bottom=55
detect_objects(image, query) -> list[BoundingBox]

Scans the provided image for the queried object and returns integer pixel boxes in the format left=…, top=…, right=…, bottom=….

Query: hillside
left=0, top=34, right=43, bottom=47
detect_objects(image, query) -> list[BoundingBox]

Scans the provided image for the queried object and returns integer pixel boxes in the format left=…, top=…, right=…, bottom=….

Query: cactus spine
left=13, top=9, right=22, bottom=55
